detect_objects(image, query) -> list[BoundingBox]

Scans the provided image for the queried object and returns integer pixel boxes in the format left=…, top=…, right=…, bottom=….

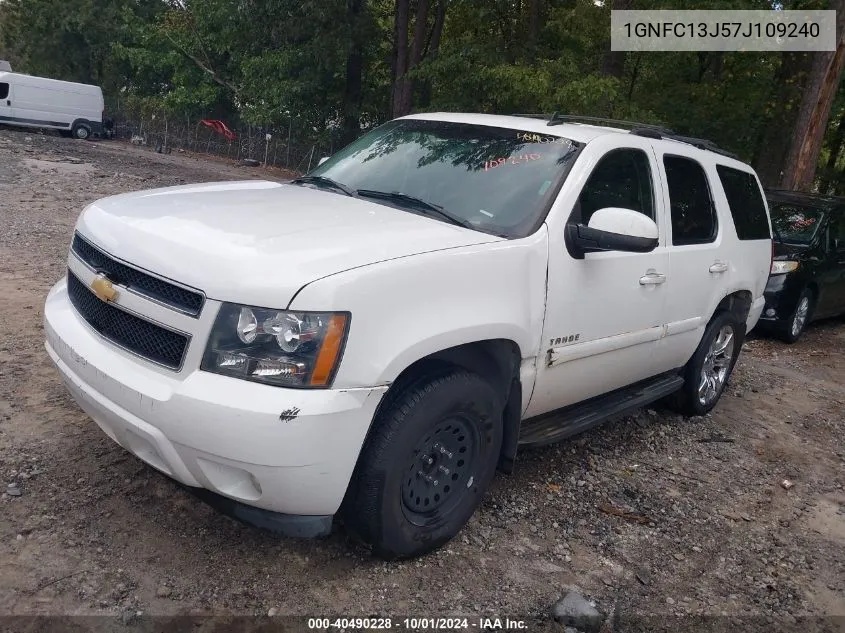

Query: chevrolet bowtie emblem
left=91, top=276, right=118, bottom=302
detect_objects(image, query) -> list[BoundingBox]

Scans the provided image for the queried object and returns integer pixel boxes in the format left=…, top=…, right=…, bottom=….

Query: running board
left=518, top=372, right=684, bottom=447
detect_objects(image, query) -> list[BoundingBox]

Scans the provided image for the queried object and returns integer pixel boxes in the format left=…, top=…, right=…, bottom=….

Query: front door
left=525, top=136, right=673, bottom=418
left=820, top=213, right=845, bottom=316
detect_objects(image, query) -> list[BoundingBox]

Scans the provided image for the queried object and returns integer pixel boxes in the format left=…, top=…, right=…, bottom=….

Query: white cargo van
left=0, top=72, right=104, bottom=139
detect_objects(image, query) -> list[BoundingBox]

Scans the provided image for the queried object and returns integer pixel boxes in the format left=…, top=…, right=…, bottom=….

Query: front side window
left=769, top=204, right=825, bottom=246
left=306, top=120, right=582, bottom=238
left=576, top=149, right=654, bottom=225
left=0, top=83, right=8, bottom=100
left=664, top=155, right=717, bottom=246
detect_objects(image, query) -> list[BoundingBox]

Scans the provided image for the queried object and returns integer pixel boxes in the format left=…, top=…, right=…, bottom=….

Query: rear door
left=654, top=149, right=728, bottom=368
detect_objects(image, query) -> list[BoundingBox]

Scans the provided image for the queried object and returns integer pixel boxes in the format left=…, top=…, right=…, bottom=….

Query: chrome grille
left=72, top=233, right=204, bottom=317
left=66, top=271, right=190, bottom=370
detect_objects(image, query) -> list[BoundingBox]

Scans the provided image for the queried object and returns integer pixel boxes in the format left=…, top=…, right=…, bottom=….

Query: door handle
left=5, top=100, right=8, bottom=106
left=639, top=271, right=667, bottom=285
left=709, top=261, right=729, bottom=273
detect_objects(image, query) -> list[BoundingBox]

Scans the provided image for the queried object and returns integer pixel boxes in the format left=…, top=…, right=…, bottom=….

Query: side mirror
left=565, top=207, right=659, bottom=259
left=318, top=156, right=330, bottom=166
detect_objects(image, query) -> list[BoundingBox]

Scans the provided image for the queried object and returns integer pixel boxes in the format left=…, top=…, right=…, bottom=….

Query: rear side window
left=664, top=155, right=717, bottom=245
left=717, top=165, right=771, bottom=240
left=0, top=83, right=8, bottom=100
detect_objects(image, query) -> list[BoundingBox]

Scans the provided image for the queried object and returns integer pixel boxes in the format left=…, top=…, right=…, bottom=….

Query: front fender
left=289, top=229, right=550, bottom=397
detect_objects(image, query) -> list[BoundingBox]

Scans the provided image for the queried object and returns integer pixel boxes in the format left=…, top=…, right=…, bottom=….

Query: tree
left=391, top=0, right=446, bottom=117
left=780, top=0, right=845, bottom=190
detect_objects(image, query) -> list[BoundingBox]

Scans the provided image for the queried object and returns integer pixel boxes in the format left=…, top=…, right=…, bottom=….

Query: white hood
left=75, top=180, right=501, bottom=308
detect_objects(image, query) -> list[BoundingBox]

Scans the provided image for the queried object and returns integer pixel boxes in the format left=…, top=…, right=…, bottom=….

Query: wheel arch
left=715, top=289, right=752, bottom=332
left=367, top=339, right=523, bottom=475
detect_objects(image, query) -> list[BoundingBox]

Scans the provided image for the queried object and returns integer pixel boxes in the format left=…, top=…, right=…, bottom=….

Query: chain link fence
left=106, top=109, right=342, bottom=174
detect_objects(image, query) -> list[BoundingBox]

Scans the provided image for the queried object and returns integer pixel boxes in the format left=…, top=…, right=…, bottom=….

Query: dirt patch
left=0, top=127, right=844, bottom=626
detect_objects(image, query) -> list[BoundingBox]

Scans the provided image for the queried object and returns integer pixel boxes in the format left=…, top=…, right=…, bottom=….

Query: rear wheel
left=72, top=122, right=91, bottom=140
left=669, top=311, right=743, bottom=416
left=779, top=289, right=812, bottom=344
left=343, top=370, right=503, bottom=559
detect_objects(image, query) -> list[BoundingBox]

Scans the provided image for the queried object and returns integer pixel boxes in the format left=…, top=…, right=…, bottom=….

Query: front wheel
left=670, top=311, right=743, bottom=416
left=343, top=370, right=503, bottom=559
left=779, top=289, right=812, bottom=344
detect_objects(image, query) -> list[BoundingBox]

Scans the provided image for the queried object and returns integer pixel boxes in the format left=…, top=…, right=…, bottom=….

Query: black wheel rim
left=401, top=414, right=480, bottom=525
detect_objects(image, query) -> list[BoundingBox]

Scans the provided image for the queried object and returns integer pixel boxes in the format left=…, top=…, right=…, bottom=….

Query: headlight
left=771, top=260, right=799, bottom=274
left=201, top=303, right=350, bottom=388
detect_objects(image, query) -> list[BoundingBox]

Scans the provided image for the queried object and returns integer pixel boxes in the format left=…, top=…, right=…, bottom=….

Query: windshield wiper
left=291, top=175, right=356, bottom=197
left=356, top=189, right=475, bottom=230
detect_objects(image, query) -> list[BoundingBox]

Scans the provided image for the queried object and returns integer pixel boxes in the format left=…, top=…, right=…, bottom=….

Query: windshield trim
left=521, top=142, right=585, bottom=238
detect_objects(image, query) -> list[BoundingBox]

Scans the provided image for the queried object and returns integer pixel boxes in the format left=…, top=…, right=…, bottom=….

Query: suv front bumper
left=44, top=278, right=386, bottom=528
left=756, top=273, right=800, bottom=329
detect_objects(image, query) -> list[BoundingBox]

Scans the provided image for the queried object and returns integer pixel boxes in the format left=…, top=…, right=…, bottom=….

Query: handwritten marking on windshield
left=787, top=216, right=816, bottom=230
left=516, top=132, right=573, bottom=145
left=484, top=154, right=542, bottom=171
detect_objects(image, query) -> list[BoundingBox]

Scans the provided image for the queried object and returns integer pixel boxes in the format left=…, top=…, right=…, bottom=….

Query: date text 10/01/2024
left=307, top=617, right=528, bottom=630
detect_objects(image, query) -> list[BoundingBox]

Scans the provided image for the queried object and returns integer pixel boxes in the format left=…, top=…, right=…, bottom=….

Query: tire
left=343, top=370, right=503, bottom=559
left=72, top=122, right=91, bottom=140
left=670, top=311, right=743, bottom=417
left=779, top=289, right=812, bottom=344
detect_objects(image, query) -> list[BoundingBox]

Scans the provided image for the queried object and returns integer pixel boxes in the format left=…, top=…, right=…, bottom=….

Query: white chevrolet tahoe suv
left=44, top=113, right=772, bottom=559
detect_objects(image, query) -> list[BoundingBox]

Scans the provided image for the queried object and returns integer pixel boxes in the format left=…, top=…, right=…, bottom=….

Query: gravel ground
left=0, top=127, right=844, bottom=631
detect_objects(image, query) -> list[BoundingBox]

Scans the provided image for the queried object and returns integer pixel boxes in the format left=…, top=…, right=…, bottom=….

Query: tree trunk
left=820, top=107, right=845, bottom=192
left=428, top=0, right=446, bottom=60
left=754, top=52, right=812, bottom=187
left=826, top=107, right=845, bottom=171
left=392, top=0, right=433, bottom=117
left=391, top=0, right=410, bottom=117
left=342, top=0, right=365, bottom=146
left=527, top=0, right=541, bottom=51
left=780, top=0, right=845, bottom=191
left=418, top=0, right=446, bottom=109
left=601, top=0, right=632, bottom=78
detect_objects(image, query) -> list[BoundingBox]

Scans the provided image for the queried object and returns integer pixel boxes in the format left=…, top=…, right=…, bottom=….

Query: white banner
left=611, top=10, right=836, bottom=52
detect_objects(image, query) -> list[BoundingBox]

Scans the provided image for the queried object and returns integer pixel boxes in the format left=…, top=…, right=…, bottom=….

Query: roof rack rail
left=511, top=113, right=549, bottom=120
left=512, top=113, right=674, bottom=134
left=512, top=112, right=738, bottom=159
left=663, top=134, right=739, bottom=159
left=546, top=112, right=675, bottom=135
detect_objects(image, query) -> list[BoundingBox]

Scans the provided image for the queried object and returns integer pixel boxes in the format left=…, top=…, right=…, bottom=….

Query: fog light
left=765, top=308, right=776, bottom=317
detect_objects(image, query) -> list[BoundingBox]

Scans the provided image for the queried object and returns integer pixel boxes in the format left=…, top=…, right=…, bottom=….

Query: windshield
left=306, top=119, right=582, bottom=238
left=769, top=203, right=825, bottom=245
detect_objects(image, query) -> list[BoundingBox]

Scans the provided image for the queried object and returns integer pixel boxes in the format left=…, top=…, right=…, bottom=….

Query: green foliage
left=1, top=0, right=844, bottom=185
